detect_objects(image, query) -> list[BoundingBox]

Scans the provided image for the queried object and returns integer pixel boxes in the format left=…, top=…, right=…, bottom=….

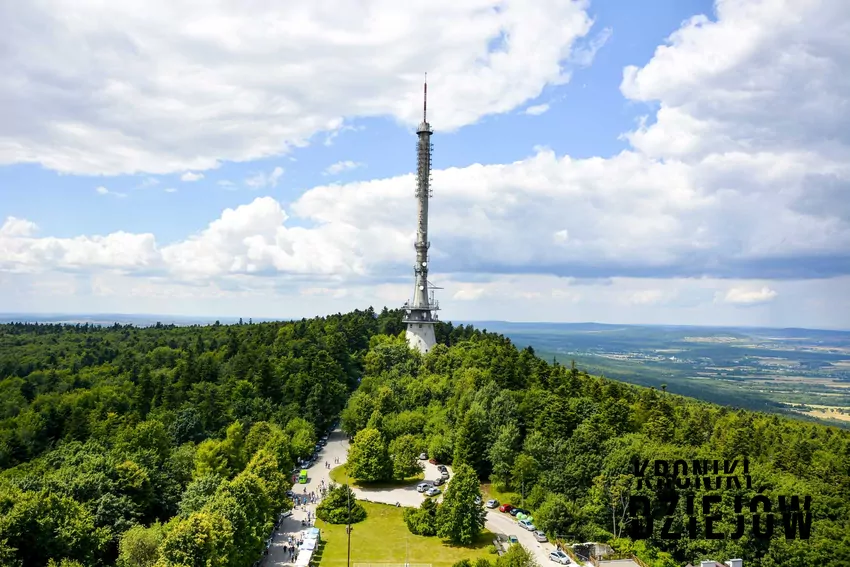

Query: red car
left=499, top=503, right=514, bottom=513
left=429, top=458, right=439, bottom=465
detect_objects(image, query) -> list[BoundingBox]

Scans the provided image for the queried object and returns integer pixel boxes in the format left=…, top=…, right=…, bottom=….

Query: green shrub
left=403, top=497, right=438, bottom=536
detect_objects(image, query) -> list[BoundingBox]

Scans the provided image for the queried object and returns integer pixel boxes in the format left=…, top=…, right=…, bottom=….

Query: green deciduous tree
left=389, top=434, right=424, bottom=479
left=285, top=417, right=317, bottom=461
left=178, top=474, right=224, bottom=517
left=428, top=433, right=453, bottom=464
left=0, top=488, right=111, bottom=566
left=495, top=543, right=539, bottom=567
left=489, top=422, right=521, bottom=489
left=155, top=511, right=233, bottom=567
left=193, top=439, right=230, bottom=479
left=117, top=522, right=165, bottom=567
left=316, top=484, right=367, bottom=524
left=347, top=428, right=392, bottom=482
left=534, top=493, right=583, bottom=540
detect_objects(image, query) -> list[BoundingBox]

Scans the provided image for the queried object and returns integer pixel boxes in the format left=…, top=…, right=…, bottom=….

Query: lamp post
left=346, top=484, right=352, bottom=567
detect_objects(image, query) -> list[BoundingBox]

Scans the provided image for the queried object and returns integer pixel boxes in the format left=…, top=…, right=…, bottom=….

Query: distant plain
left=465, top=321, right=850, bottom=428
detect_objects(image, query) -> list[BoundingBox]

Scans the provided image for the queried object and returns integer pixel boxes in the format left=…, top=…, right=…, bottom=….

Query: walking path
left=262, top=430, right=348, bottom=566
left=262, top=429, right=558, bottom=567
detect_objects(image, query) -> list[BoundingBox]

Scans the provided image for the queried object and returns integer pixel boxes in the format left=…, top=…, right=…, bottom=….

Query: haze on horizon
left=1, top=0, right=849, bottom=330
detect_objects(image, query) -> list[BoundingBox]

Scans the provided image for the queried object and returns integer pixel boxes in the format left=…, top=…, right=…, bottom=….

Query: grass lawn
left=315, top=501, right=495, bottom=567
left=329, top=464, right=424, bottom=488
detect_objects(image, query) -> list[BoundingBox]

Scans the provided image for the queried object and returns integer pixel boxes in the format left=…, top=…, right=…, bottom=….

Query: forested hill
left=0, top=308, right=479, bottom=566
left=0, top=310, right=849, bottom=567
left=343, top=333, right=850, bottom=566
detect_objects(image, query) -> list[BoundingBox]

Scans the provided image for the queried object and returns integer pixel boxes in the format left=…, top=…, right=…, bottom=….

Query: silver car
left=549, top=551, right=570, bottom=565
left=425, top=487, right=441, bottom=497
left=416, top=482, right=431, bottom=493
left=533, top=530, right=547, bottom=542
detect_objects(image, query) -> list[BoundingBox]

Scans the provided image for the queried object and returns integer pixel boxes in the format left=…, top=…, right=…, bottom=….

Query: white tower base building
left=406, top=323, right=437, bottom=354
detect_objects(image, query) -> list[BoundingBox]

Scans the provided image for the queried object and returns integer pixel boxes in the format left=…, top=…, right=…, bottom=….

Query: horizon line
left=0, top=311, right=847, bottom=333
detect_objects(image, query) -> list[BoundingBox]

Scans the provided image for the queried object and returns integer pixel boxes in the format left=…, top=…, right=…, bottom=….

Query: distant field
left=783, top=403, right=850, bottom=423
left=465, top=321, right=850, bottom=428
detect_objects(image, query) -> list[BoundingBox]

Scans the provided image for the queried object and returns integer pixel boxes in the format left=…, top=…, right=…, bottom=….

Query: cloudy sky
left=1, top=0, right=849, bottom=329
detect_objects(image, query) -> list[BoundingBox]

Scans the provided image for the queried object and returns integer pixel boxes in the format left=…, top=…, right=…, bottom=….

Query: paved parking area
left=318, top=430, right=560, bottom=567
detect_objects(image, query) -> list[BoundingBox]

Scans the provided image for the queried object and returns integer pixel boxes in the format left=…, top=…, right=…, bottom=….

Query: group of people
left=281, top=535, right=303, bottom=562
left=262, top=444, right=341, bottom=565
left=300, top=488, right=319, bottom=505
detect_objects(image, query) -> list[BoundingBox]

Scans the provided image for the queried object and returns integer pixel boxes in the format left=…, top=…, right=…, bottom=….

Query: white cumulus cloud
left=180, top=172, right=204, bottom=182
left=95, top=186, right=126, bottom=197
left=245, top=167, right=284, bottom=189
left=720, top=286, right=778, bottom=305
left=524, top=104, right=550, bottom=116
left=324, top=161, right=364, bottom=176
left=0, top=0, right=596, bottom=176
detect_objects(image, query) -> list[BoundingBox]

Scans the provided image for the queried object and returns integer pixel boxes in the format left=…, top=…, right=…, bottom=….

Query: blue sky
left=1, top=0, right=849, bottom=329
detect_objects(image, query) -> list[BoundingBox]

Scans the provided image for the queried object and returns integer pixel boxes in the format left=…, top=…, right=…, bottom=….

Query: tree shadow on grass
left=439, top=530, right=496, bottom=552
left=330, top=464, right=425, bottom=489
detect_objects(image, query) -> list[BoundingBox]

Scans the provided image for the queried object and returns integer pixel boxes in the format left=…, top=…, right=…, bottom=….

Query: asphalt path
left=275, top=429, right=562, bottom=567
left=262, top=430, right=347, bottom=566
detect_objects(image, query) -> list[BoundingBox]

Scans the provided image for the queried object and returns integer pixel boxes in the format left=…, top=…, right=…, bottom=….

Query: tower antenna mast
left=402, top=74, right=440, bottom=354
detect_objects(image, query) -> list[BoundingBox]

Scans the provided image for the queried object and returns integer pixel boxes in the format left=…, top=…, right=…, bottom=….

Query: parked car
left=499, top=503, right=514, bottom=513
left=416, top=482, right=431, bottom=493
left=510, top=507, right=528, bottom=517
left=433, top=476, right=445, bottom=486
left=485, top=499, right=500, bottom=509
left=533, top=530, right=548, bottom=542
left=518, top=519, right=535, bottom=531
left=474, top=496, right=482, bottom=506
left=549, top=551, right=571, bottom=565
left=440, top=469, right=450, bottom=478
left=419, top=452, right=428, bottom=460
left=508, top=535, right=519, bottom=547
left=429, top=458, right=438, bottom=465
left=425, top=487, right=441, bottom=497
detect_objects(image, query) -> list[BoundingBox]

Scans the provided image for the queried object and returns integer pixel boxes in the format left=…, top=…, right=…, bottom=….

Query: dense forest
left=0, top=309, right=477, bottom=566
left=1, top=309, right=848, bottom=567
